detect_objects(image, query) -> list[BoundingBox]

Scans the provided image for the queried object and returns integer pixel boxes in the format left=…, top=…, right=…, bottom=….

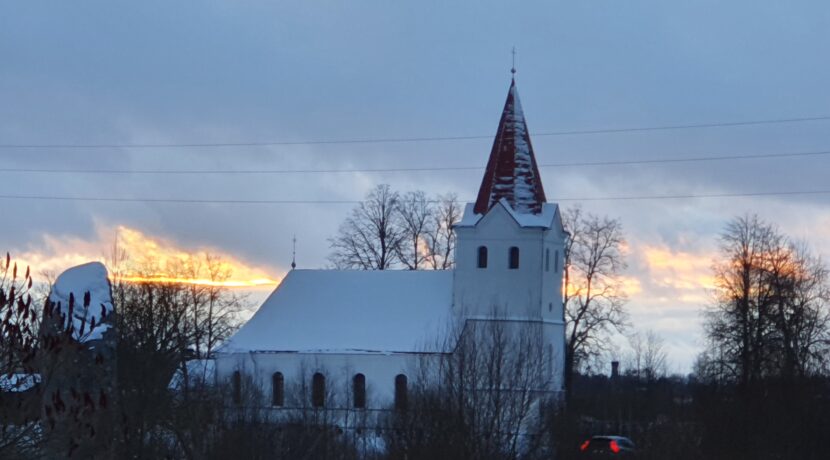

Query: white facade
left=453, top=200, right=566, bottom=322
left=453, top=199, right=567, bottom=391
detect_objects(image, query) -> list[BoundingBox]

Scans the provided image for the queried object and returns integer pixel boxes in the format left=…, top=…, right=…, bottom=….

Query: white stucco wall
left=452, top=203, right=566, bottom=321
left=215, top=351, right=428, bottom=410
left=453, top=202, right=567, bottom=391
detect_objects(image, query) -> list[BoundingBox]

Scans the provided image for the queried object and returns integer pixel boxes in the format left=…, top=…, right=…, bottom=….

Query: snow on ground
left=48, top=262, right=113, bottom=342
left=0, top=373, right=41, bottom=392
left=168, top=359, right=216, bottom=390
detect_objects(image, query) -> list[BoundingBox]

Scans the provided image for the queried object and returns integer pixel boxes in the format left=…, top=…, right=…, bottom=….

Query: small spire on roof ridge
left=291, top=235, right=297, bottom=270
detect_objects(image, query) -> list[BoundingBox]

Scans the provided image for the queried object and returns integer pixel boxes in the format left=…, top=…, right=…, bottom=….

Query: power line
left=1, top=189, right=829, bottom=205
left=0, top=195, right=361, bottom=205
left=2, top=115, right=829, bottom=149
left=1, top=149, right=829, bottom=176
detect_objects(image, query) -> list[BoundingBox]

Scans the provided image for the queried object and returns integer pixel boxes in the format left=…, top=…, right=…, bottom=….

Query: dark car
left=579, top=435, right=636, bottom=456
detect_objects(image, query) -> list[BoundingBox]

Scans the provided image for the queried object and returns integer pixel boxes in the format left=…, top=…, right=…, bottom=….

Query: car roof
left=592, top=435, right=632, bottom=441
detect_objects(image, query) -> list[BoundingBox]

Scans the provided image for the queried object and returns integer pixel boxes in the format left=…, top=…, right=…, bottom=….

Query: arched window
left=509, top=246, right=520, bottom=269
left=272, top=372, right=284, bottom=407
left=477, top=246, right=488, bottom=268
left=312, top=372, right=325, bottom=408
left=554, top=250, right=560, bottom=272
left=353, top=373, right=366, bottom=409
left=545, top=248, right=550, bottom=271
left=231, top=370, right=242, bottom=405
left=394, top=374, right=408, bottom=411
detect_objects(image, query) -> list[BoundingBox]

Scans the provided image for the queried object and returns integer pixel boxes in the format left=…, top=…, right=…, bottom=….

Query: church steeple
left=473, top=79, right=546, bottom=215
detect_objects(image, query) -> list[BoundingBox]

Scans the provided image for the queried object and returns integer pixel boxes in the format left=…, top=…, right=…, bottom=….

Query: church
left=215, top=78, right=568, bottom=412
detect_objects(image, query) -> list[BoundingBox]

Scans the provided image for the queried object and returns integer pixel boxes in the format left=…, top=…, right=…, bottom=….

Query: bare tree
left=626, top=330, right=668, bottom=382
left=424, top=193, right=461, bottom=270
left=176, top=254, right=244, bottom=359
left=395, top=191, right=433, bottom=270
left=0, top=254, right=44, bottom=457
left=329, top=184, right=402, bottom=270
left=329, top=186, right=459, bottom=271
left=562, top=207, right=629, bottom=392
left=774, top=244, right=830, bottom=378
left=385, top=312, right=556, bottom=459
left=702, top=215, right=830, bottom=385
left=704, top=215, right=774, bottom=387
left=112, top=252, right=244, bottom=456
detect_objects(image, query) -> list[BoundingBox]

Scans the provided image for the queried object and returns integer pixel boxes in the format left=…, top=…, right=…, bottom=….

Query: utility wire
left=2, top=115, right=829, bottom=149
left=1, top=149, right=829, bottom=175
left=1, top=190, right=829, bottom=205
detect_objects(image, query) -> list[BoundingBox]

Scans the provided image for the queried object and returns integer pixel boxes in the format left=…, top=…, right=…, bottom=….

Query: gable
left=476, top=201, right=523, bottom=232
left=458, top=200, right=559, bottom=233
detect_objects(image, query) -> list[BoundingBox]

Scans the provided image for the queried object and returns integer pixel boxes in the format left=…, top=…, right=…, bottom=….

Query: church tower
left=453, top=78, right=567, bottom=327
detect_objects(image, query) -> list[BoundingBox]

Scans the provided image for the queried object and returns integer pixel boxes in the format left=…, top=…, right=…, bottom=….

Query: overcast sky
left=2, top=1, right=830, bottom=372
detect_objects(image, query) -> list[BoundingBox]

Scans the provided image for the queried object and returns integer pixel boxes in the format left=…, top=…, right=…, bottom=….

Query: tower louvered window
left=477, top=246, right=488, bottom=268
left=509, top=247, right=520, bottom=269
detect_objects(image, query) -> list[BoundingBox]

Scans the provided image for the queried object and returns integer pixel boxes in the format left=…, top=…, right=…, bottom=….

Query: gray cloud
left=2, top=0, right=829, bottom=371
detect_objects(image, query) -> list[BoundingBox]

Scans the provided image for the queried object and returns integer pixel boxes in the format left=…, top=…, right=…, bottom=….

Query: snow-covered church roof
left=223, top=270, right=454, bottom=354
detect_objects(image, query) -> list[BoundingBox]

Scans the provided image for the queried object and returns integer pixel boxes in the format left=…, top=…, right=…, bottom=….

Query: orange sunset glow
left=642, top=246, right=717, bottom=291
left=17, top=225, right=282, bottom=289
left=116, top=275, right=279, bottom=288
left=112, top=226, right=281, bottom=288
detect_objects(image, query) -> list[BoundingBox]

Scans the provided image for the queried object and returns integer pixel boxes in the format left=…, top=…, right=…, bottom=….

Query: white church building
left=215, top=78, right=567, bottom=412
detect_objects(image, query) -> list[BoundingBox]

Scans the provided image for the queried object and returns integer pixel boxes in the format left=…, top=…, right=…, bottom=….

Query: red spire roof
left=474, top=79, right=546, bottom=215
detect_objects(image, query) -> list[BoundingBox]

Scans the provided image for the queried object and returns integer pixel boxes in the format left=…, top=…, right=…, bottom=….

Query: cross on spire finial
left=511, top=47, right=517, bottom=77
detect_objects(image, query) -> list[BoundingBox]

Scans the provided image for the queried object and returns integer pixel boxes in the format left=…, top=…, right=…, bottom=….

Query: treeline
left=693, top=215, right=830, bottom=459
left=551, top=215, right=830, bottom=460
left=553, top=370, right=830, bottom=460
left=555, top=214, right=830, bottom=460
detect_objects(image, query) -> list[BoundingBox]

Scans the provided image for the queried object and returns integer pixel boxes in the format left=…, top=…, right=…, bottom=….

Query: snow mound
left=48, top=262, right=113, bottom=342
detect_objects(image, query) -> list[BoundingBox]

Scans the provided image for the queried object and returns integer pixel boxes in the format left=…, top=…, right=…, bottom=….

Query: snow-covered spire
left=474, top=79, right=546, bottom=215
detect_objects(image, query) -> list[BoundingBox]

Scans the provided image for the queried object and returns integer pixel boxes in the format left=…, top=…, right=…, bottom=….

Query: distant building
left=215, top=78, right=567, bottom=411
